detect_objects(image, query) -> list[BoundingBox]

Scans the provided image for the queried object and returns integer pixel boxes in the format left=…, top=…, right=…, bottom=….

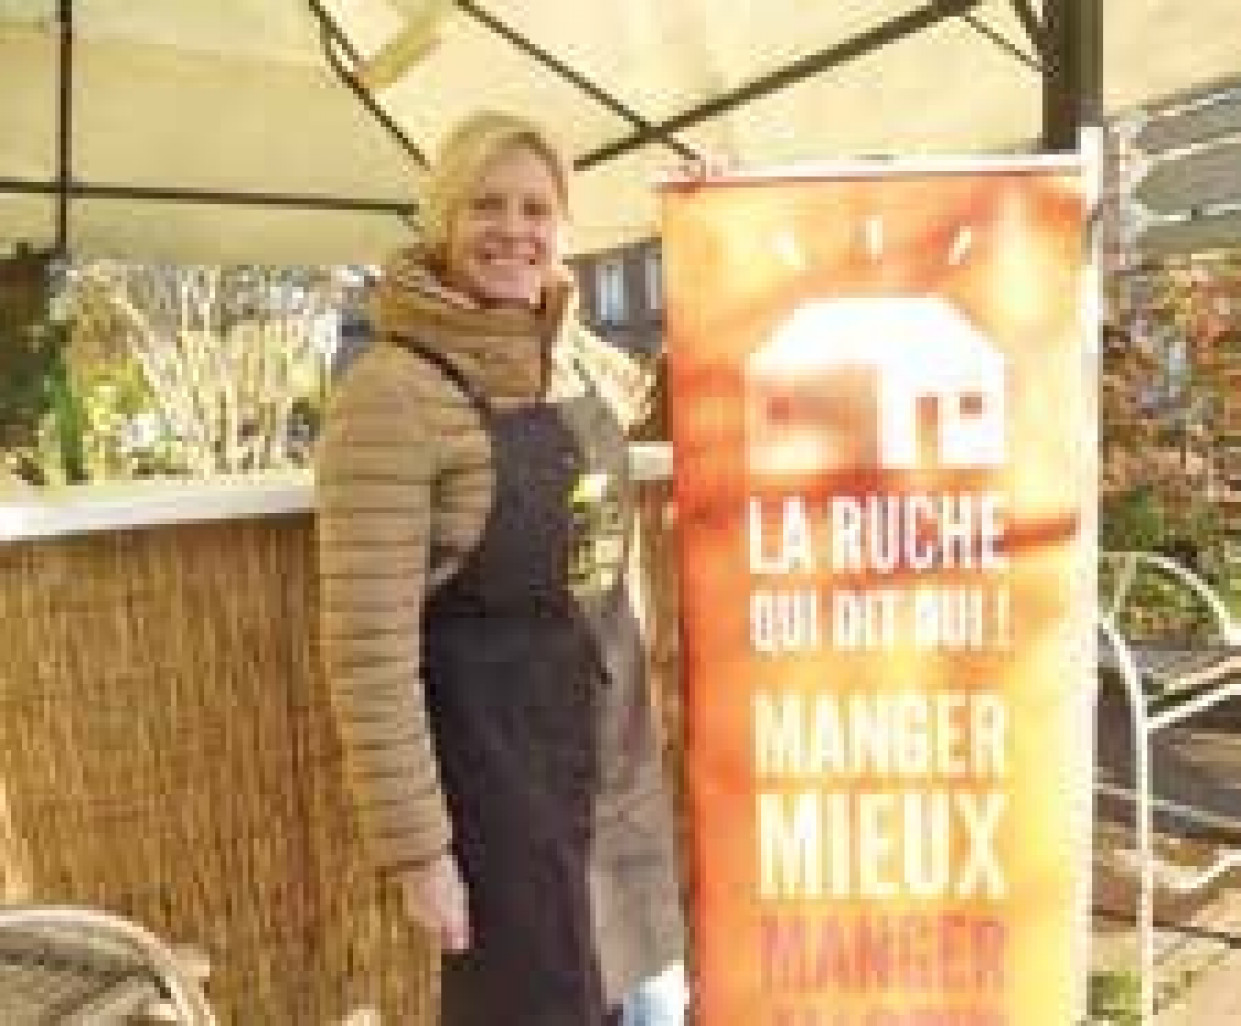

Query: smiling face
left=444, top=144, right=565, bottom=308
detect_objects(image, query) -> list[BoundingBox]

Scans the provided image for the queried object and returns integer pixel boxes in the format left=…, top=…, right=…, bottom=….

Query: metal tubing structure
left=307, top=0, right=427, bottom=166
left=576, top=0, right=986, bottom=170
left=1099, top=614, right=1158, bottom=1026
left=1041, top=0, right=1102, bottom=151
left=0, top=176, right=414, bottom=215
left=2, top=1, right=1108, bottom=249
left=960, top=10, right=1042, bottom=71
left=454, top=0, right=699, bottom=165
left=54, top=0, right=72, bottom=255
left=1008, top=0, right=1047, bottom=56
left=1099, top=550, right=1241, bottom=1025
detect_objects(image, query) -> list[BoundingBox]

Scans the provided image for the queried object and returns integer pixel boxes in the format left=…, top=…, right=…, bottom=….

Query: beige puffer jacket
left=315, top=250, right=652, bottom=873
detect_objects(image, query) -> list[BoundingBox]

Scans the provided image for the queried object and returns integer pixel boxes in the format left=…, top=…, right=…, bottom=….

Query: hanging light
left=358, top=0, right=454, bottom=91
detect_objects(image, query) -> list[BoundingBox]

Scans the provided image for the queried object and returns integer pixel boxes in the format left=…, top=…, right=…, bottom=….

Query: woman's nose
left=494, top=203, right=531, bottom=237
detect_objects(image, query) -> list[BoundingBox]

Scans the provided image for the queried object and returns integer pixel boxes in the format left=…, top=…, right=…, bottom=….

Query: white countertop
left=0, top=443, right=673, bottom=543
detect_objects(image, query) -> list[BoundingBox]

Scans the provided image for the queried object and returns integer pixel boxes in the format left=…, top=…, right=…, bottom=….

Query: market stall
left=3, top=2, right=1241, bottom=1023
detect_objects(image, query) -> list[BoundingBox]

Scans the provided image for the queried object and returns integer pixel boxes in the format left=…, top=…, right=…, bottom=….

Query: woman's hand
left=398, top=851, right=471, bottom=952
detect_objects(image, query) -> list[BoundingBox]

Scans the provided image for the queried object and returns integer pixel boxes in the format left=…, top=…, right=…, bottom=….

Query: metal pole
left=1008, top=0, right=1046, bottom=56
left=0, top=176, right=414, bottom=215
left=455, top=0, right=697, bottom=163
left=960, top=11, right=1042, bottom=70
left=306, top=0, right=427, bottom=166
left=55, top=0, right=73, bottom=255
left=1099, top=617, right=1155, bottom=1025
left=1041, top=0, right=1102, bottom=151
left=577, top=0, right=984, bottom=170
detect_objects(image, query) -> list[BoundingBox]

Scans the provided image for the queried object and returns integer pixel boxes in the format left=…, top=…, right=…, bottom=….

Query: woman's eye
left=470, top=194, right=504, bottom=214
left=468, top=194, right=554, bottom=220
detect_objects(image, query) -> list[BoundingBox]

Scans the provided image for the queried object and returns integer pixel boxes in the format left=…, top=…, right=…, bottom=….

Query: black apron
left=408, top=343, right=634, bottom=1026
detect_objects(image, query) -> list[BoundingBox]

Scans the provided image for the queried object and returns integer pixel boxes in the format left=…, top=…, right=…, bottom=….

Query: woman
left=316, top=111, right=684, bottom=1026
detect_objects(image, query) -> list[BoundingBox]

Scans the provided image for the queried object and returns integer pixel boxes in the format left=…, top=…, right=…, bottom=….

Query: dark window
left=597, top=258, right=626, bottom=325
left=645, top=248, right=662, bottom=312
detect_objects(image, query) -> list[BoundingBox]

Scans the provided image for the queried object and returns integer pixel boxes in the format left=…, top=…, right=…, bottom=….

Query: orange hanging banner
left=661, top=157, right=1096, bottom=1026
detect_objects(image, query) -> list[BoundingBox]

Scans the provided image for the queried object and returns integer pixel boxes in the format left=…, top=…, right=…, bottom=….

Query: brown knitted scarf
left=372, top=247, right=652, bottom=429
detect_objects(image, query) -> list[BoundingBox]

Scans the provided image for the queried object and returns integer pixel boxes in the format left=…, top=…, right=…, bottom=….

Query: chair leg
left=60, top=976, right=163, bottom=1025
left=1137, top=725, right=1155, bottom=1025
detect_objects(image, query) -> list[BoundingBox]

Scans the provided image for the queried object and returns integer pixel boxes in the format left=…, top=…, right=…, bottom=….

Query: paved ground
left=1158, top=948, right=1241, bottom=1025
left=1093, top=863, right=1241, bottom=1022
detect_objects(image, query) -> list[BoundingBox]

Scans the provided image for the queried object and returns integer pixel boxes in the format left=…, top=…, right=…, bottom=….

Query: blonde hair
left=422, top=111, right=569, bottom=260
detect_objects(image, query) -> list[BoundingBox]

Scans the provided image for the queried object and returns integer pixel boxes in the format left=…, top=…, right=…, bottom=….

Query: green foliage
left=0, top=251, right=88, bottom=484
left=1100, top=486, right=1227, bottom=638
left=1101, top=486, right=1166, bottom=553
left=69, top=350, right=185, bottom=480
left=2, top=259, right=352, bottom=485
left=1088, top=970, right=1141, bottom=1025
left=0, top=319, right=56, bottom=447
left=43, top=327, right=89, bottom=484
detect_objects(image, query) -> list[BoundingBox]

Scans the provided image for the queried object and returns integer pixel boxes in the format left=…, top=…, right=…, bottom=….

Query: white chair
left=0, top=905, right=215, bottom=1025
left=1097, top=549, right=1241, bottom=1024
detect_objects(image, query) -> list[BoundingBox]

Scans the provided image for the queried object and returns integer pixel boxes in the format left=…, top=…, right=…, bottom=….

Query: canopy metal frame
left=5, top=0, right=1103, bottom=257
left=454, top=0, right=700, bottom=166
left=578, top=0, right=987, bottom=168
left=959, top=7, right=1042, bottom=72
left=309, top=0, right=427, bottom=167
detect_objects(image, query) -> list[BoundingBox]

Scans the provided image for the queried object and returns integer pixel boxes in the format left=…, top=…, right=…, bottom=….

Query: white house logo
left=744, top=297, right=1006, bottom=475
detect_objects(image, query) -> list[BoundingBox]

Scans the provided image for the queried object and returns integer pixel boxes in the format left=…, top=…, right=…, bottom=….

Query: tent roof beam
left=575, top=0, right=985, bottom=170
left=54, top=0, right=71, bottom=256
left=1041, top=0, right=1101, bottom=150
left=456, top=0, right=699, bottom=163
left=0, top=177, right=414, bottom=215
left=960, top=10, right=1042, bottom=71
left=1008, top=0, right=1047, bottom=57
left=307, top=0, right=427, bottom=166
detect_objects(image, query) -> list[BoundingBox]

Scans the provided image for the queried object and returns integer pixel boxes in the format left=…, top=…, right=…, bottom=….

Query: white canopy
left=1, top=0, right=1238, bottom=263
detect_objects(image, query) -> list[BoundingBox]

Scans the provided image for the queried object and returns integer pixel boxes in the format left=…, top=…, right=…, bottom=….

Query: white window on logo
left=645, top=249, right=662, bottom=312
left=597, top=259, right=626, bottom=325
